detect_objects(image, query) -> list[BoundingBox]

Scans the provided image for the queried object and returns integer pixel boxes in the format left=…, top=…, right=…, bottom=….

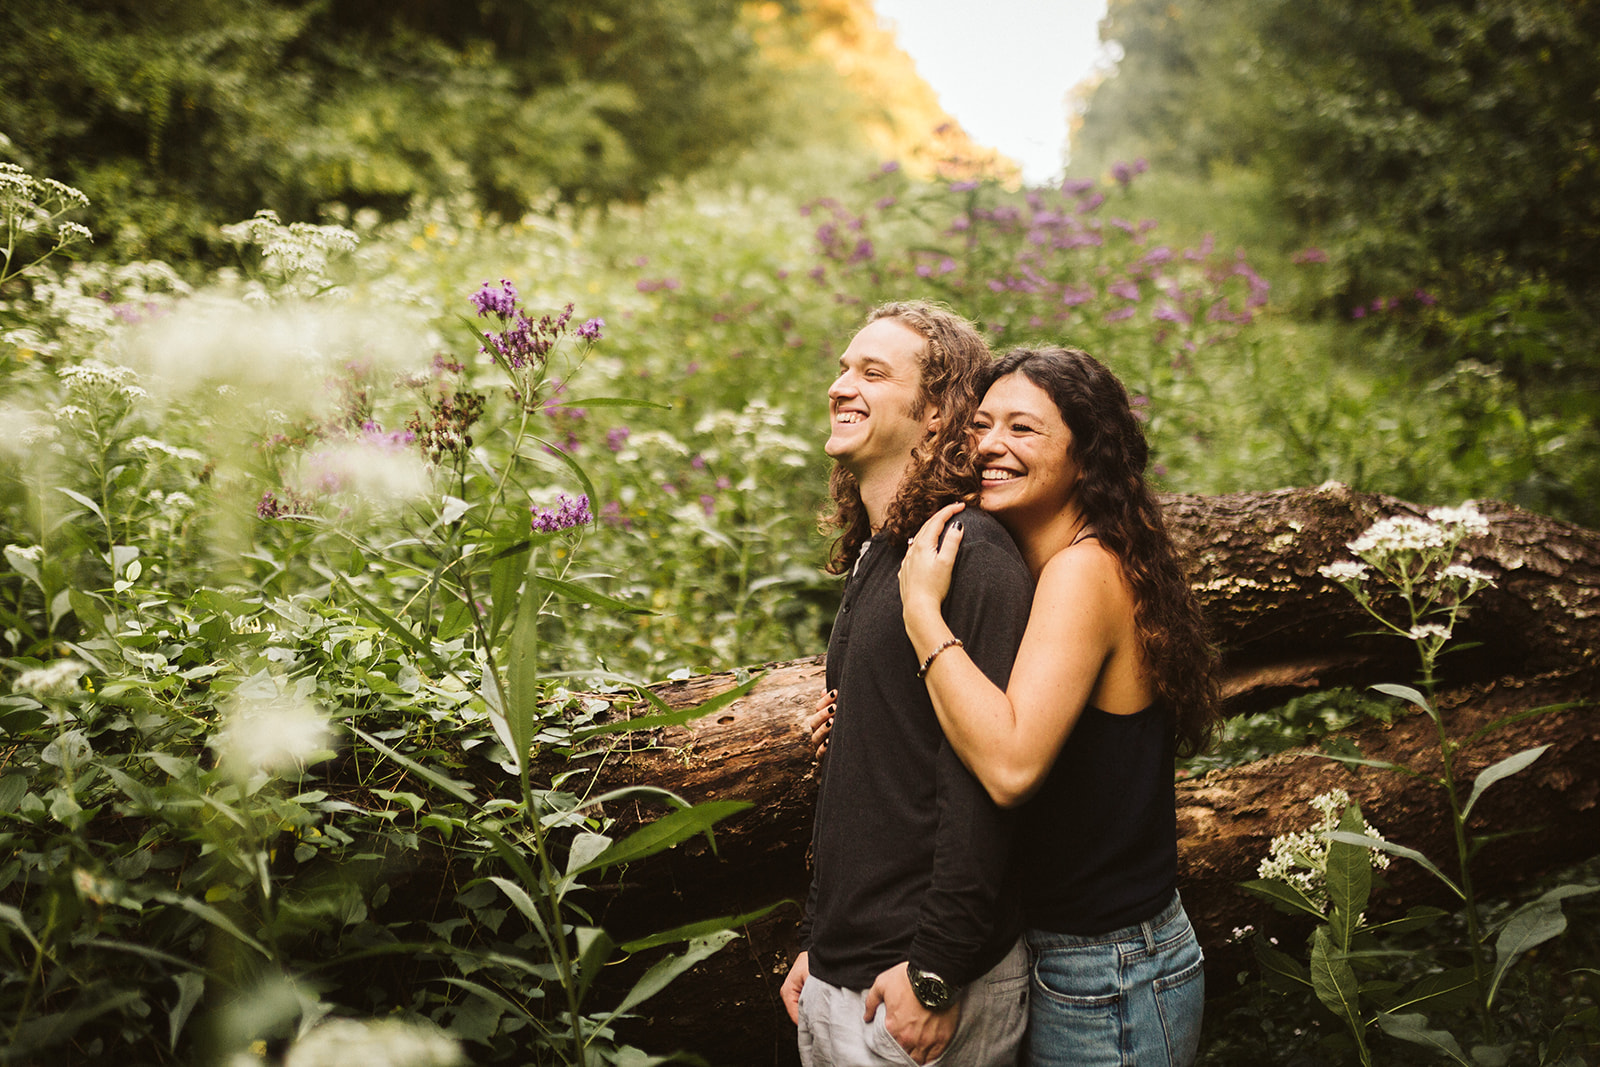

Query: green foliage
left=0, top=0, right=788, bottom=263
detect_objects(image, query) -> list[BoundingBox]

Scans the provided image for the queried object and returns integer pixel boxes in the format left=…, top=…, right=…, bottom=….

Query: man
left=780, top=301, right=1034, bottom=1066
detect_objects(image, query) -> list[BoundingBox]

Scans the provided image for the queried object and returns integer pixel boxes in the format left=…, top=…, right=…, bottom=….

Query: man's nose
left=827, top=374, right=854, bottom=400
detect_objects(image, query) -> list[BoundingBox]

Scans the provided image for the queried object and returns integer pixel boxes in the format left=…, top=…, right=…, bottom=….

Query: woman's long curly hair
left=987, top=346, right=1221, bottom=756
left=821, top=300, right=991, bottom=575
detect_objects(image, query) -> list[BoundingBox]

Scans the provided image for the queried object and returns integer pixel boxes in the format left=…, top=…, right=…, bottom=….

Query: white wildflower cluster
left=13, top=659, right=89, bottom=702
left=0, top=405, right=61, bottom=456
left=1347, top=515, right=1449, bottom=555
left=1257, top=789, right=1390, bottom=913
left=213, top=687, right=334, bottom=780
left=127, top=436, right=206, bottom=464
left=59, top=359, right=148, bottom=403
left=220, top=209, right=359, bottom=300
left=1316, top=560, right=1370, bottom=584
left=281, top=1018, right=464, bottom=1067
left=0, top=163, right=92, bottom=282
left=1426, top=505, right=1491, bottom=536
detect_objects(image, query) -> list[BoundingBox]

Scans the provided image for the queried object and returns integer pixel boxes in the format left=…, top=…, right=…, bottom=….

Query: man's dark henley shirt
left=800, top=510, right=1033, bottom=990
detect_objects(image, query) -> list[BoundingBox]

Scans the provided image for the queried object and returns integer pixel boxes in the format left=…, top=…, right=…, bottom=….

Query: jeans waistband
left=1026, top=891, right=1186, bottom=953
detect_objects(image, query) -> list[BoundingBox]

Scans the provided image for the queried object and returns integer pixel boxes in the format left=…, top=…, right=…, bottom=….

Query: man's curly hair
left=821, top=300, right=993, bottom=575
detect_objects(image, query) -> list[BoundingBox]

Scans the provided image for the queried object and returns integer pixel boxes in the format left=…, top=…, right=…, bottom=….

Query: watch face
left=911, top=967, right=953, bottom=1009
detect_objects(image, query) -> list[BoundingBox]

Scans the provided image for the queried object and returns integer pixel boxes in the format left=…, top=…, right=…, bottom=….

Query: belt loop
left=1142, top=914, right=1158, bottom=953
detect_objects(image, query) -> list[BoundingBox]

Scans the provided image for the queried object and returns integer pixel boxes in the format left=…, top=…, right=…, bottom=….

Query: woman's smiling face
left=971, top=372, right=1078, bottom=527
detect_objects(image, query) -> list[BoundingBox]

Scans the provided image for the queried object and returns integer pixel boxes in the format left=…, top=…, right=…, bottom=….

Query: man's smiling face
left=825, top=317, right=936, bottom=479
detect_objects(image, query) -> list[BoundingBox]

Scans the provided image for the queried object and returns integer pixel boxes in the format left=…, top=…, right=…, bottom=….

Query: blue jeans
left=1024, top=894, right=1204, bottom=1067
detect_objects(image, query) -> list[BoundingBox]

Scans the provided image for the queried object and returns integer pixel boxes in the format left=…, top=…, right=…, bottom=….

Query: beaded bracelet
left=917, top=637, right=964, bottom=679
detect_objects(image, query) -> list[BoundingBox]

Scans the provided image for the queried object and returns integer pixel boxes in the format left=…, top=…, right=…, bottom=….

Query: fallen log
left=554, top=485, right=1600, bottom=1065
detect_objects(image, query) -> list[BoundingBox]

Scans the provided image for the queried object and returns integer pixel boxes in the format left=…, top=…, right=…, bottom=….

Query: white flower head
left=1427, top=505, right=1490, bottom=537
left=13, top=659, right=88, bottom=702
left=1257, top=788, right=1390, bottom=912
left=214, top=690, right=334, bottom=779
left=1441, top=563, right=1494, bottom=588
left=1318, top=561, right=1370, bottom=583
left=1408, top=623, right=1452, bottom=643
left=1348, top=516, right=1448, bottom=555
left=283, top=1018, right=465, bottom=1067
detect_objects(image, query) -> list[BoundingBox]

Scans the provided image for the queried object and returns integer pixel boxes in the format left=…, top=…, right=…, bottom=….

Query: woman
left=812, top=346, right=1219, bottom=1065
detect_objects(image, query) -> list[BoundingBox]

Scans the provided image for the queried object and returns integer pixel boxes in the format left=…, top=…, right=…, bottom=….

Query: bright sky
left=874, top=0, right=1112, bottom=184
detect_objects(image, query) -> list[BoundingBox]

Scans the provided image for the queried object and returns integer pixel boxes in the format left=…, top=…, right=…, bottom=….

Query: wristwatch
left=907, top=963, right=959, bottom=1011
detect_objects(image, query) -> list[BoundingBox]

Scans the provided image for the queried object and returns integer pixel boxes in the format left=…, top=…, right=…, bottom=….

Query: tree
left=376, top=485, right=1598, bottom=1063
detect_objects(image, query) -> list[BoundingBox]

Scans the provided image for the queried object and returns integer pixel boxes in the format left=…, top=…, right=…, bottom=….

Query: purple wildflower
left=1292, top=247, right=1328, bottom=265
left=606, top=426, right=631, bottom=452
left=576, top=318, right=604, bottom=341
left=700, top=494, right=716, bottom=516
left=470, top=279, right=519, bottom=318
left=1414, top=290, right=1437, bottom=306
left=530, top=493, right=592, bottom=534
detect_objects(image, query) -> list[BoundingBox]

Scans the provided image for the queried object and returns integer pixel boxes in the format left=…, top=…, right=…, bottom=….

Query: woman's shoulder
left=1036, top=538, right=1128, bottom=602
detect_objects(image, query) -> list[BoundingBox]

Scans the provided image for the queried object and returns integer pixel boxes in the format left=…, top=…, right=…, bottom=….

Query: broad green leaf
left=350, top=726, right=476, bottom=804
left=0, top=904, right=41, bottom=952
left=1365, top=906, right=1449, bottom=937
left=1326, top=831, right=1463, bottom=899
left=167, top=972, right=205, bottom=1051
left=1249, top=937, right=1311, bottom=993
left=1372, top=682, right=1434, bottom=717
left=149, top=891, right=271, bottom=958
left=438, top=976, right=533, bottom=1027
left=0, top=774, right=26, bottom=813
left=1392, top=966, right=1479, bottom=1015
left=1375, top=1012, right=1469, bottom=1064
left=56, top=486, right=106, bottom=522
left=602, top=930, right=739, bottom=1021
left=487, top=876, right=553, bottom=954
left=3, top=545, right=42, bottom=589
left=574, top=925, right=616, bottom=1004
left=1310, top=927, right=1367, bottom=1057
left=567, top=800, right=751, bottom=879
left=488, top=544, right=530, bottom=640
left=1462, top=745, right=1549, bottom=822
left=526, top=573, right=651, bottom=616
left=1325, top=804, right=1372, bottom=949
left=1239, top=878, right=1328, bottom=921
left=564, top=396, right=671, bottom=411
left=1488, top=885, right=1599, bottom=1006
left=619, top=902, right=785, bottom=953
left=503, top=549, right=543, bottom=779
left=566, top=832, right=613, bottom=876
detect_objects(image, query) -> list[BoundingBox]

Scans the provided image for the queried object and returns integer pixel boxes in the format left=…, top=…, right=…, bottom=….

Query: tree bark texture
left=559, top=485, right=1600, bottom=1065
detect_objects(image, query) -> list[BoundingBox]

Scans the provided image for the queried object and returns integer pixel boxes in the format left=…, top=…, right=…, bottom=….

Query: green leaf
left=1462, top=745, right=1549, bottom=822
left=1392, top=966, right=1479, bottom=1015
left=1365, top=906, right=1449, bottom=937
left=1250, top=936, right=1311, bottom=993
left=1488, top=885, right=1600, bottom=1007
left=1325, top=804, right=1372, bottom=949
left=488, top=544, right=530, bottom=641
left=0, top=774, right=26, bottom=813
left=564, top=396, right=671, bottom=411
left=1239, top=878, right=1328, bottom=921
left=56, top=486, right=106, bottom=523
left=573, top=925, right=616, bottom=1004
left=167, top=972, right=205, bottom=1051
left=502, top=549, right=543, bottom=780
left=601, top=930, right=739, bottom=1022
left=1375, top=1012, right=1470, bottom=1064
left=526, top=573, right=651, bottom=616
left=149, top=891, right=271, bottom=958
left=1310, top=927, right=1367, bottom=1055
left=0, top=904, right=41, bottom=952
left=566, top=800, right=751, bottom=880
left=572, top=672, right=764, bottom=740
left=1372, top=683, right=1434, bottom=717
left=619, top=902, right=786, bottom=953
left=1326, top=831, right=1463, bottom=899
left=350, top=726, right=476, bottom=804
left=486, top=876, right=554, bottom=954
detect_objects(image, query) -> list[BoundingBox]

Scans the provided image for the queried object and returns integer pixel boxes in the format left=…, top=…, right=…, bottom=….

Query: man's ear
left=924, top=405, right=943, bottom=437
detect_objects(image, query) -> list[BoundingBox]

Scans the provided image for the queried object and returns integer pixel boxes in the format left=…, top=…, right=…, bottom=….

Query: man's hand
left=863, top=962, right=960, bottom=1065
left=781, top=951, right=810, bottom=1025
